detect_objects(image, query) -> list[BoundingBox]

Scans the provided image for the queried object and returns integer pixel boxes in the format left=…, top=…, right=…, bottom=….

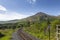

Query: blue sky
left=0, top=0, right=60, bottom=21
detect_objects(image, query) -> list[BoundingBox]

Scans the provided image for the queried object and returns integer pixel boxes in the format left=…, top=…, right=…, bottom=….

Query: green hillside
left=0, top=12, right=60, bottom=40
left=17, top=12, right=60, bottom=40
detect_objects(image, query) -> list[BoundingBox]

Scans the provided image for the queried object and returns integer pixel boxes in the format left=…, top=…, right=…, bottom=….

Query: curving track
left=11, top=29, right=40, bottom=40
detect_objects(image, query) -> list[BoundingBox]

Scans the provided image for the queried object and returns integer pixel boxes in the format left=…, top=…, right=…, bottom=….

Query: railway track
left=17, top=29, right=39, bottom=40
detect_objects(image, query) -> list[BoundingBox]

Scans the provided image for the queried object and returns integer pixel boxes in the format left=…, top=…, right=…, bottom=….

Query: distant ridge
left=22, top=12, right=57, bottom=22
left=0, top=12, right=60, bottom=24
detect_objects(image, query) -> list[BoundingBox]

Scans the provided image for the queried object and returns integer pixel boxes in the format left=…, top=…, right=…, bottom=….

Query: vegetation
left=0, top=12, right=60, bottom=40
left=23, top=19, right=60, bottom=40
left=19, top=12, right=60, bottom=40
left=0, top=29, right=15, bottom=40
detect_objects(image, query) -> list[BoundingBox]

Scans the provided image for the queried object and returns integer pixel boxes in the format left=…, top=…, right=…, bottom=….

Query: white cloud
left=27, top=0, right=36, bottom=4
left=0, top=12, right=29, bottom=21
left=0, top=5, right=7, bottom=11
left=0, top=5, right=30, bottom=21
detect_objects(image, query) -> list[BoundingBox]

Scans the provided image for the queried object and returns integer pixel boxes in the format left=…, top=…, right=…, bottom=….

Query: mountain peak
left=36, top=12, right=47, bottom=15
left=35, top=12, right=48, bottom=16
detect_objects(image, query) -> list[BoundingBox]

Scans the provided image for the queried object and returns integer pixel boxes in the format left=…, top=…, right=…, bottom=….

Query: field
left=23, top=21, right=57, bottom=40
left=0, top=29, right=15, bottom=40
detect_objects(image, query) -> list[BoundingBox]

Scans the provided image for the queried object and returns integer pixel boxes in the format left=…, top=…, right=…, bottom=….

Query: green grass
left=0, top=29, right=15, bottom=40
left=23, top=24, right=56, bottom=40
left=24, top=28, right=56, bottom=40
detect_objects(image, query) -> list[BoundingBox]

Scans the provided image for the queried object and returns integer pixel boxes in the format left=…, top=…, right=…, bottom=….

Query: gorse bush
left=23, top=19, right=60, bottom=40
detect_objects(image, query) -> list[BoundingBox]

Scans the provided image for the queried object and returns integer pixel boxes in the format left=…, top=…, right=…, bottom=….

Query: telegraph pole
left=47, top=17, right=50, bottom=40
left=45, top=15, right=50, bottom=40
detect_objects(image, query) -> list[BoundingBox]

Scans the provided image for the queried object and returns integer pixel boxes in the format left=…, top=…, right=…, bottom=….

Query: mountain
left=0, top=19, right=20, bottom=24
left=22, top=12, right=60, bottom=40
left=57, top=15, right=60, bottom=18
left=0, top=12, right=60, bottom=40
left=0, top=12, right=60, bottom=24
left=21, top=12, right=57, bottom=22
